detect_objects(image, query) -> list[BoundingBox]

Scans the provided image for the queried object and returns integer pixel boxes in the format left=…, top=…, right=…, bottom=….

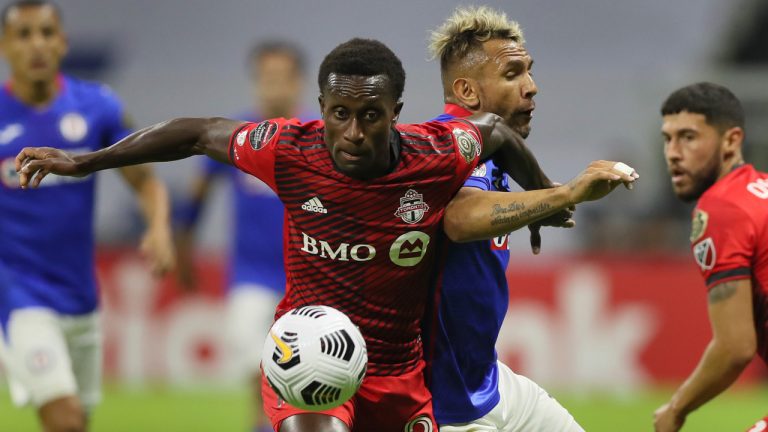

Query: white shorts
left=440, top=362, right=583, bottom=432
left=0, top=308, right=102, bottom=408
left=226, top=285, right=281, bottom=378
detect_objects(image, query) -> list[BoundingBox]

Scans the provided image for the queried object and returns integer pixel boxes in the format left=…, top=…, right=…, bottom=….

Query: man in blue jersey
left=0, top=2, right=175, bottom=431
left=424, top=6, right=585, bottom=431
left=175, top=40, right=311, bottom=432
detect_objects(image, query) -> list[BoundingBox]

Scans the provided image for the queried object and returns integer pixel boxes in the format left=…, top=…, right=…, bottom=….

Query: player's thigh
left=279, top=413, right=350, bottom=432
left=3, top=308, right=77, bottom=407
left=226, top=285, right=280, bottom=356
left=496, top=362, right=583, bottom=432
left=261, top=373, right=353, bottom=431
left=61, top=311, right=102, bottom=409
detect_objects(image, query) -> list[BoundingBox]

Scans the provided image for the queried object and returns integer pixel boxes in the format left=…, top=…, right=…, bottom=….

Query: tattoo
left=708, top=282, right=738, bottom=304
left=490, top=202, right=552, bottom=226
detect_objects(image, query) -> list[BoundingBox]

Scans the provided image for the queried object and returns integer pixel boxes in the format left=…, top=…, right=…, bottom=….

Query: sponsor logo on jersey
left=405, top=415, right=434, bottom=432
left=302, top=196, right=328, bottom=214
left=471, top=162, right=487, bottom=178
left=389, top=231, right=430, bottom=267
left=235, top=129, right=248, bottom=146
left=453, top=127, right=480, bottom=164
left=690, top=209, right=708, bottom=242
left=0, top=123, right=23, bottom=145
left=394, top=189, right=429, bottom=224
left=59, top=112, right=88, bottom=142
left=300, top=232, right=376, bottom=262
left=693, top=237, right=716, bottom=271
left=248, top=120, right=278, bottom=150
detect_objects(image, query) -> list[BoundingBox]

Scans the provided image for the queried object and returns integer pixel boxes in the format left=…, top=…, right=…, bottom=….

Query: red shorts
left=262, top=360, right=436, bottom=431
left=746, top=416, right=768, bottom=432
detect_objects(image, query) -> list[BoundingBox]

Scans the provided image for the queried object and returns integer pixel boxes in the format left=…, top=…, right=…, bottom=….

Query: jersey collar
left=443, top=103, right=473, bottom=119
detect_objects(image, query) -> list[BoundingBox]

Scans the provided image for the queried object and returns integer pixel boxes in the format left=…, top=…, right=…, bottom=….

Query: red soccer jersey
left=229, top=117, right=482, bottom=376
left=691, top=164, right=768, bottom=362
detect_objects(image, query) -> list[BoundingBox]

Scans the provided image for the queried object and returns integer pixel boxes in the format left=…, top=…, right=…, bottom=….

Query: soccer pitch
left=1, top=385, right=765, bottom=431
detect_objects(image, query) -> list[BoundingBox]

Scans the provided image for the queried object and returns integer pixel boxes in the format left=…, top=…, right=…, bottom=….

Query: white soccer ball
left=261, top=305, right=367, bottom=411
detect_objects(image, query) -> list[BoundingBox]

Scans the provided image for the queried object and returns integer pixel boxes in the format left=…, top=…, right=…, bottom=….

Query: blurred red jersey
left=229, top=117, right=481, bottom=376
left=691, top=164, right=768, bottom=361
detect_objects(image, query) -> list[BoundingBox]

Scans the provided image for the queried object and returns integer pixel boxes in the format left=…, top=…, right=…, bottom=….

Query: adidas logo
left=301, top=197, right=328, bottom=214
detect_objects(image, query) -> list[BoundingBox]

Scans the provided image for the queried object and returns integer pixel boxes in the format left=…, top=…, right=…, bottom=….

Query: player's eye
left=333, top=109, right=348, bottom=120
left=363, top=111, right=379, bottom=122
left=41, top=26, right=55, bottom=38
left=17, top=28, right=31, bottom=39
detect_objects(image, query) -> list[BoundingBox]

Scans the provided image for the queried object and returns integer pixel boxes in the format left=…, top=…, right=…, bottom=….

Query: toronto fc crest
left=394, top=189, right=430, bottom=224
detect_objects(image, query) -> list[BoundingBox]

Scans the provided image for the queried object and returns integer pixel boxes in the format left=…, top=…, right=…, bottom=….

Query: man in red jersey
left=654, top=82, right=768, bottom=432
left=16, top=38, right=636, bottom=432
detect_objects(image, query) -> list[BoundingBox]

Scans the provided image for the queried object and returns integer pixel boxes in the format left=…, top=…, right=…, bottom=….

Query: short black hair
left=249, top=40, right=306, bottom=75
left=318, top=38, right=405, bottom=100
left=661, top=82, right=745, bottom=131
left=1, top=0, right=61, bottom=30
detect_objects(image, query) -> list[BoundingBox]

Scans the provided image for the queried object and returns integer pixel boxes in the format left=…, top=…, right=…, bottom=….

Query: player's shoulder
left=699, top=165, right=767, bottom=214
left=62, top=75, right=123, bottom=108
left=400, top=118, right=475, bottom=136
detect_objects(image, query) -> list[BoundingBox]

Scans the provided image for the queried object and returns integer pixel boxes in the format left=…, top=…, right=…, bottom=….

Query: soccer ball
left=261, top=305, right=367, bottom=411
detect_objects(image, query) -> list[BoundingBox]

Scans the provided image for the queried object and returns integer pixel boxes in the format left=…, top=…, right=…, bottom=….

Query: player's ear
left=452, top=78, right=480, bottom=110
left=392, top=100, right=403, bottom=124
left=722, top=126, right=744, bottom=160
left=318, top=95, right=325, bottom=119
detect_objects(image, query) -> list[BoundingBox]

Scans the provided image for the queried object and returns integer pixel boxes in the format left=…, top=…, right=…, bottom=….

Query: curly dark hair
left=661, top=82, right=745, bottom=131
left=318, top=38, right=406, bottom=100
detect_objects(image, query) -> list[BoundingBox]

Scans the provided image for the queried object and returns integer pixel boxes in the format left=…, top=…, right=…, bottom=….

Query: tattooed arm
left=654, top=279, right=756, bottom=432
left=444, top=160, right=637, bottom=242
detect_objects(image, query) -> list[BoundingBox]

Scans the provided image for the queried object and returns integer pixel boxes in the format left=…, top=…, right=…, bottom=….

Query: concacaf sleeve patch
left=453, top=128, right=480, bottom=164
left=248, top=120, right=279, bottom=150
left=690, top=209, right=708, bottom=242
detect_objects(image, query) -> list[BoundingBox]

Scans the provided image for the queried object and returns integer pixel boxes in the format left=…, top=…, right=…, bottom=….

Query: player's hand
left=15, top=147, right=83, bottom=188
left=140, top=225, right=176, bottom=277
left=653, top=403, right=685, bottom=432
left=566, top=160, right=638, bottom=204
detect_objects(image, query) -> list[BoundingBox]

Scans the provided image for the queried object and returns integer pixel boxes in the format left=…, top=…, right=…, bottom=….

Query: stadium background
left=1, top=0, right=767, bottom=430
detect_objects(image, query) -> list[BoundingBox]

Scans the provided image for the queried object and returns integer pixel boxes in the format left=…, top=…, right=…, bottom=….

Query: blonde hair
left=429, top=6, right=524, bottom=68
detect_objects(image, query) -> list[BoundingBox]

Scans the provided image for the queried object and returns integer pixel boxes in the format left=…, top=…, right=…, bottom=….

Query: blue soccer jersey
left=0, top=75, right=130, bottom=329
left=425, top=104, right=512, bottom=423
left=200, top=111, right=314, bottom=292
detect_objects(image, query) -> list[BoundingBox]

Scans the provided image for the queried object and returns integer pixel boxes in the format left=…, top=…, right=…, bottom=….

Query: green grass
left=1, top=385, right=765, bottom=431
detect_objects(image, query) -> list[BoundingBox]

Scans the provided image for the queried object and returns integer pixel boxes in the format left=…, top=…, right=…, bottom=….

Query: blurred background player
left=424, top=6, right=583, bottom=431
left=15, top=37, right=638, bottom=431
left=654, top=82, right=767, bottom=432
left=174, top=40, right=312, bottom=432
left=0, top=1, right=175, bottom=431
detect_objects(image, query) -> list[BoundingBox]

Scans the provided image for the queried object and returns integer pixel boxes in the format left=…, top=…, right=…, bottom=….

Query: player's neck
left=9, top=76, right=60, bottom=107
left=718, top=157, right=745, bottom=180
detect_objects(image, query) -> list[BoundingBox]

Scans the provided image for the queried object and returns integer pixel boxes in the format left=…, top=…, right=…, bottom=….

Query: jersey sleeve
left=443, top=119, right=482, bottom=185
left=227, top=119, right=291, bottom=192
left=99, top=85, right=132, bottom=147
left=690, top=197, right=756, bottom=289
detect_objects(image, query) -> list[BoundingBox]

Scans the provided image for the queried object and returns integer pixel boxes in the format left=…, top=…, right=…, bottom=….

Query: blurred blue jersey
left=202, top=112, right=314, bottom=292
left=0, top=76, right=131, bottom=330
left=425, top=104, right=512, bottom=423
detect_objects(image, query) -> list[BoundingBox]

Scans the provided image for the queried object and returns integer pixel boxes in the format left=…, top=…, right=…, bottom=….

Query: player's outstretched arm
left=653, top=279, right=755, bottom=432
left=15, top=117, right=242, bottom=188
left=444, top=160, right=638, bottom=242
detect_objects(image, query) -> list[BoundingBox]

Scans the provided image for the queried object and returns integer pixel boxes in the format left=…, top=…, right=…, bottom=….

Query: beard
left=676, top=153, right=721, bottom=202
